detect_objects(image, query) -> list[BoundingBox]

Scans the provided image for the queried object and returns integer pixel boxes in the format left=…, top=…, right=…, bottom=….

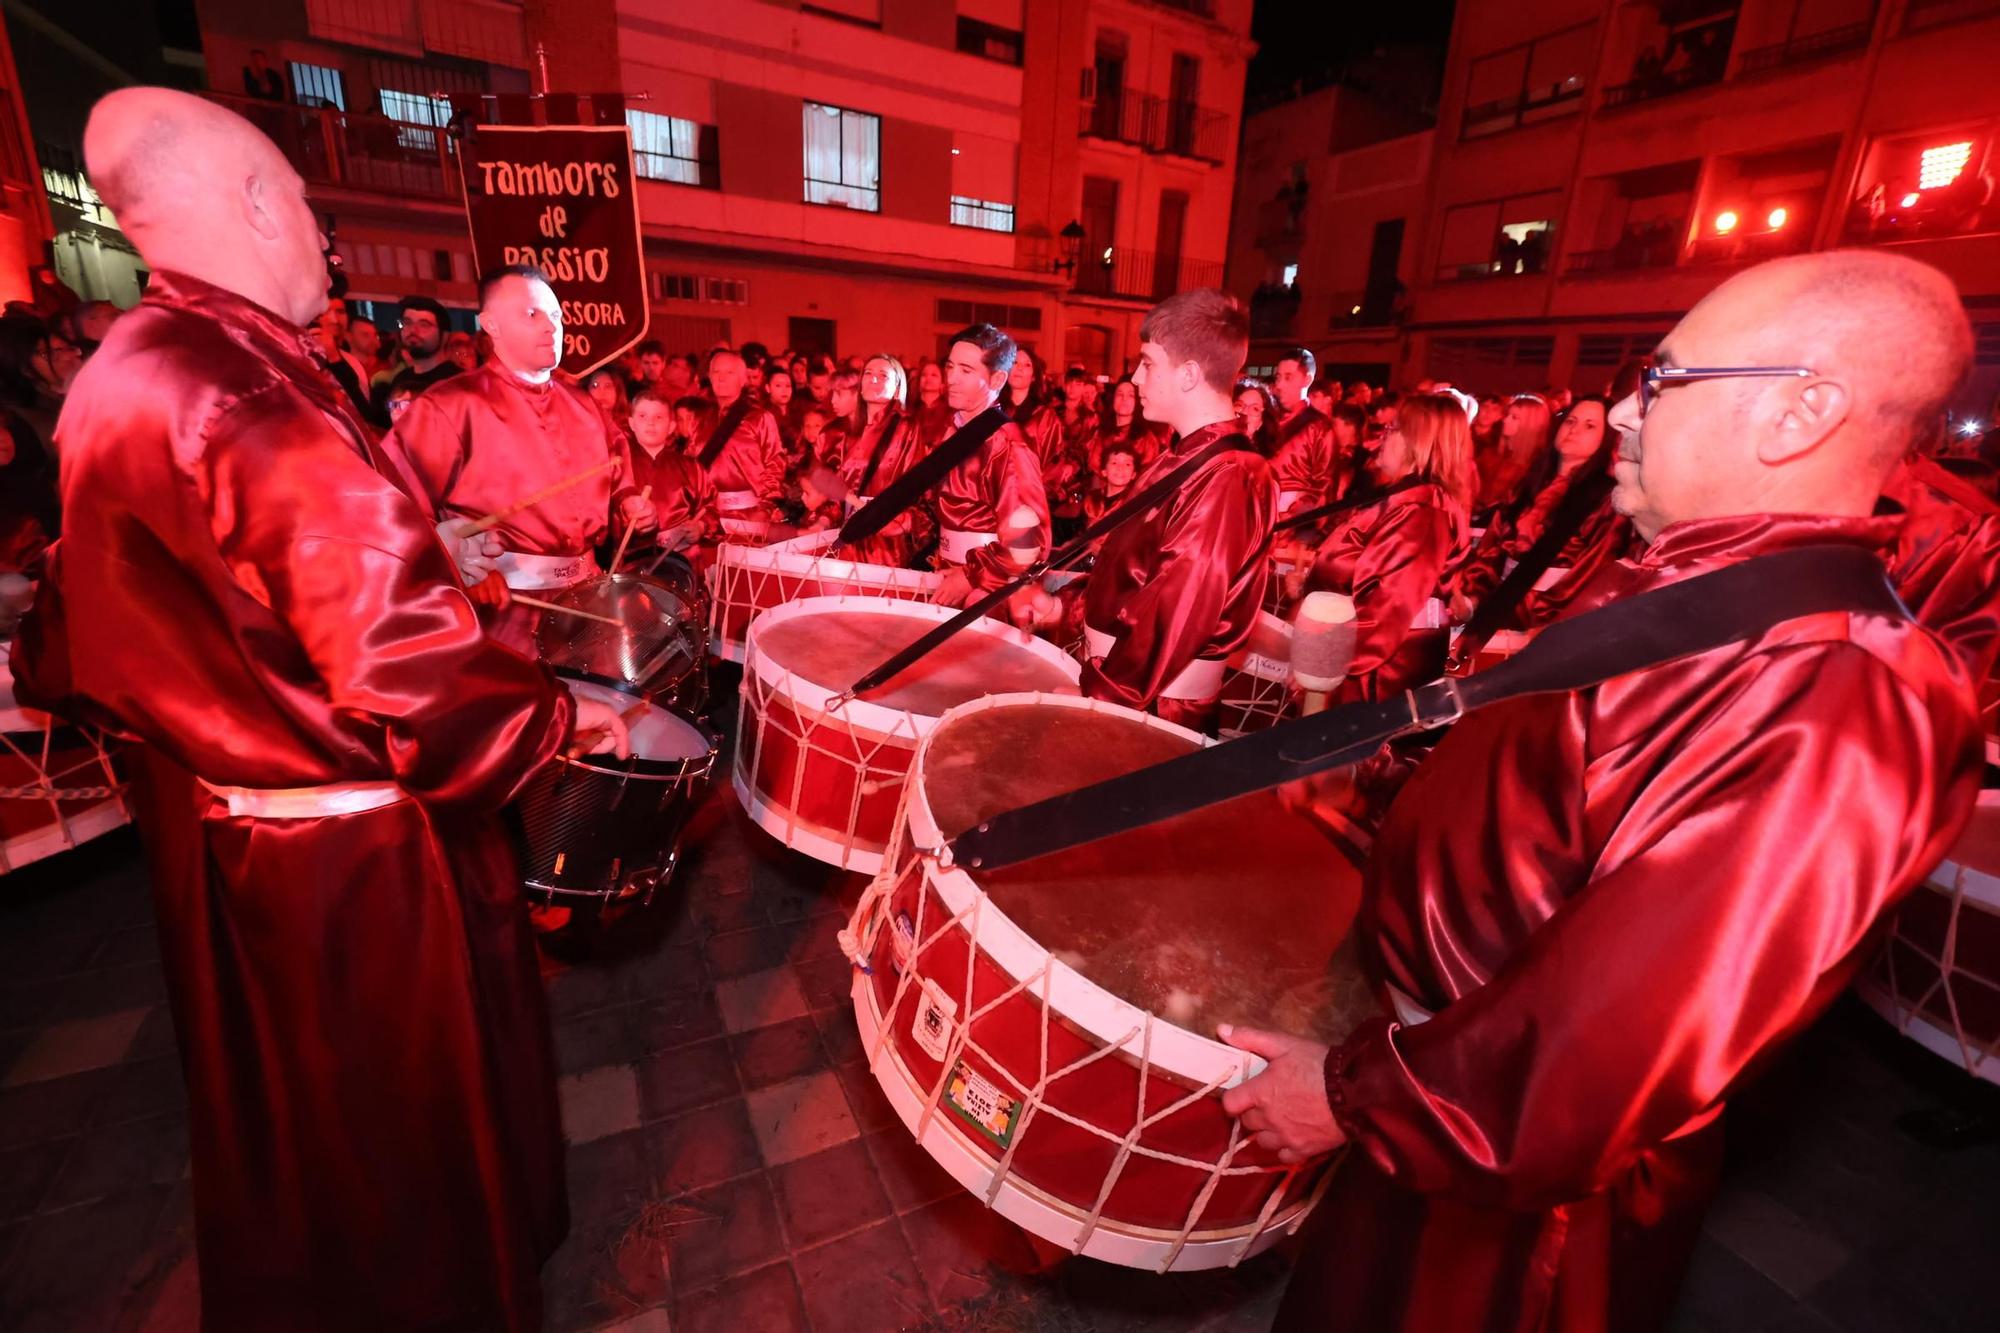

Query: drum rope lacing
left=707, top=535, right=941, bottom=661
left=1864, top=859, right=2000, bottom=1080
left=0, top=723, right=129, bottom=873
left=841, top=786, right=1335, bottom=1272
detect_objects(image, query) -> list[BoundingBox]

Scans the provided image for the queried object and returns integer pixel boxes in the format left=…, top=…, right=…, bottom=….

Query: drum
left=842, top=693, right=1372, bottom=1271
left=1859, top=787, right=2000, bottom=1086
left=735, top=596, right=1080, bottom=874
left=1217, top=611, right=1295, bottom=739
left=513, top=672, right=718, bottom=957
left=0, top=644, right=130, bottom=874
left=709, top=530, right=942, bottom=664
left=535, top=571, right=708, bottom=711
left=1447, top=626, right=1536, bottom=678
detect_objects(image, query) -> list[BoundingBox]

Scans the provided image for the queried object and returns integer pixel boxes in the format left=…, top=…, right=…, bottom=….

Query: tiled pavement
left=2, top=793, right=1999, bottom=1330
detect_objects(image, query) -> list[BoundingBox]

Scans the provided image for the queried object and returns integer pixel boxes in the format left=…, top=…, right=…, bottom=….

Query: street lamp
left=1055, top=219, right=1086, bottom=276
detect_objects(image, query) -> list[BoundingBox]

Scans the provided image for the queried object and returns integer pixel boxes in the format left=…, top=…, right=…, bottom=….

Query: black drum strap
left=697, top=396, right=754, bottom=468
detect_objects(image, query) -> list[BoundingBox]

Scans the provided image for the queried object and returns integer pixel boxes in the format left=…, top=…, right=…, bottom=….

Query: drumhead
left=564, top=676, right=713, bottom=764
left=757, top=604, right=1077, bottom=717
left=921, top=700, right=1370, bottom=1046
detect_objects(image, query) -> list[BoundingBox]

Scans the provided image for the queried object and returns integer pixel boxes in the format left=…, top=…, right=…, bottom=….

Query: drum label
left=890, top=911, right=916, bottom=975
left=913, top=979, right=957, bottom=1062
left=945, top=1061, right=1021, bottom=1149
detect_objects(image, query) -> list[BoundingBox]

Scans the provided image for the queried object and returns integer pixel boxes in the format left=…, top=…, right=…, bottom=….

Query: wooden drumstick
left=461, top=456, right=623, bottom=536
left=511, top=594, right=622, bottom=627
left=609, top=484, right=652, bottom=573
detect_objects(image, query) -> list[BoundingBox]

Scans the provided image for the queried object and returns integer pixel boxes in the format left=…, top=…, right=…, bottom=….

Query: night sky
left=1246, top=0, right=1459, bottom=102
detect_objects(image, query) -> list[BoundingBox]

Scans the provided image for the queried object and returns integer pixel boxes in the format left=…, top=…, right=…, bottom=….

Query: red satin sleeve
left=1308, top=497, right=1455, bottom=702
left=1327, top=643, right=1971, bottom=1212
left=961, top=432, right=1051, bottom=592
left=1083, top=462, right=1269, bottom=709
left=749, top=411, right=787, bottom=502
left=209, top=383, right=571, bottom=811
left=382, top=391, right=466, bottom=521
left=1272, top=418, right=1336, bottom=516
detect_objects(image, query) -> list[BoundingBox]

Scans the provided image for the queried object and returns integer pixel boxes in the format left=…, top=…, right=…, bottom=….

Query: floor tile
left=631, top=989, right=724, bottom=1054
left=730, top=1016, right=829, bottom=1090
left=92, top=927, right=161, bottom=969
left=663, top=1172, right=786, bottom=1291
left=864, top=1128, right=961, bottom=1215
left=553, top=1005, right=652, bottom=1077
left=565, top=1127, right=652, bottom=1231
left=591, top=1309, right=673, bottom=1333
left=0, top=930, right=103, bottom=986
left=49, top=963, right=168, bottom=1022
left=559, top=1065, right=643, bottom=1145
left=832, top=1060, right=899, bottom=1134
left=900, top=1193, right=1042, bottom=1312
left=794, top=1218, right=933, bottom=1332
left=604, top=940, right=706, bottom=1005
left=2, top=1007, right=149, bottom=1088
left=673, top=1260, right=806, bottom=1333
left=636, top=1036, right=741, bottom=1123
left=649, top=1098, right=763, bottom=1193
left=688, top=886, right=768, bottom=938
left=133, top=1249, right=201, bottom=1333
left=43, top=1113, right=188, bottom=1209
left=126, top=1008, right=179, bottom=1061
left=703, top=924, right=794, bottom=980
left=541, top=1218, right=673, bottom=1333
left=0, top=1184, right=172, bottom=1333
left=0, top=1067, right=120, bottom=1150
left=817, top=1007, right=868, bottom=1070
left=1672, top=1233, right=1796, bottom=1333
left=768, top=1139, right=892, bottom=1251
left=744, top=1071, right=861, bottom=1167
left=1703, top=1186, right=1851, bottom=1299
left=93, top=1056, right=187, bottom=1128
left=0, top=1138, right=72, bottom=1219
left=715, top=966, right=811, bottom=1035
left=794, top=954, right=857, bottom=1012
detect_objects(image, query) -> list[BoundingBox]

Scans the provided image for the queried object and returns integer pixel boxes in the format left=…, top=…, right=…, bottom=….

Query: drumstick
left=461, top=457, right=623, bottom=536
left=511, top=594, right=622, bottom=627
left=610, top=484, right=652, bottom=573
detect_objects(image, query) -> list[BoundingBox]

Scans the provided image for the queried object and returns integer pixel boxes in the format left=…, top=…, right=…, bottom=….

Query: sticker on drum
left=945, top=1061, right=1021, bottom=1149
left=890, top=910, right=916, bottom=975
left=912, top=977, right=956, bottom=1061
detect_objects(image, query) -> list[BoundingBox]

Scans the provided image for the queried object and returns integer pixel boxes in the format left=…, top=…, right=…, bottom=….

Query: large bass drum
left=1, top=642, right=130, bottom=874
left=843, top=693, right=1373, bottom=1271
left=708, top=530, right=941, bottom=664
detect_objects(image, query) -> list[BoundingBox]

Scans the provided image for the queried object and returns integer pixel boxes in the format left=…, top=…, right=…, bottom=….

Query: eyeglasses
left=1638, top=360, right=1814, bottom=414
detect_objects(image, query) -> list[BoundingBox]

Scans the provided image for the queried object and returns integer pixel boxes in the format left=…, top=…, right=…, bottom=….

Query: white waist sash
left=1411, top=597, right=1450, bottom=631
left=200, top=778, right=407, bottom=820
left=937, top=527, right=998, bottom=564
left=1084, top=625, right=1227, bottom=702
left=717, top=489, right=762, bottom=512
left=494, top=550, right=598, bottom=592
left=1499, top=559, right=1574, bottom=594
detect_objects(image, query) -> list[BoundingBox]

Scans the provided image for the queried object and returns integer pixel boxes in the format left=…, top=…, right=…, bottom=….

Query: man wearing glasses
left=1220, top=250, right=1985, bottom=1332
left=373, top=294, right=461, bottom=412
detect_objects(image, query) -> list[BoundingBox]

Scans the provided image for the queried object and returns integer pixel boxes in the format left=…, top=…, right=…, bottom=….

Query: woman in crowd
left=1450, top=395, right=1613, bottom=617
left=445, top=330, right=479, bottom=373
left=812, top=367, right=866, bottom=467
left=1005, top=345, right=1066, bottom=492
left=583, top=367, right=631, bottom=437
left=832, top=354, right=933, bottom=567
left=1474, top=392, right=1554, bottom=515
left=1234, top=377, right=1280, bottom=458
left=762, top=365, right=802, bottom=464
left=1095, top=377, right=1164, bottom=470
left=1288, top=391, right=1476, bottom=703
left=912, top=356, right=949, bottom=442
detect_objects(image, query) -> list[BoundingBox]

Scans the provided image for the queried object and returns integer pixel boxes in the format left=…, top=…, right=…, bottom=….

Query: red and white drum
left=735, top=596, right=1080, bottom=874
left=1860, top=787, right=2000, bottom=1086
left=0, top=644, right=130, bottom=874
left=843, top=693, right=1373, bottom=1270
left=708, top=530, right=941, bottom=664
left=1217, top=612, right=1295, bottom=739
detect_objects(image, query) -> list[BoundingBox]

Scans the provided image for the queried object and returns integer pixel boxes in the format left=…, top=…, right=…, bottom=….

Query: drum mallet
left=1291, top=591, right=1357, bottom=716
left=609, top=484, right=653, bottom=573
left=510, top=595, right=623, bottom=627
left=462, top=456, right=624, bottom=537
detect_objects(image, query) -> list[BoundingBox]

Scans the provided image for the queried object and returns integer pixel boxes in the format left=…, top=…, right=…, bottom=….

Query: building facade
left=1234, top=0, right=2000, bottom=412
left=175, top=0, right=1250, bottom=375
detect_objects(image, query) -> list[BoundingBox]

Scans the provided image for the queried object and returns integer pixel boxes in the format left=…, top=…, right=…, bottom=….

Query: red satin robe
left=1304, top=479, right=1469, bottom=703
left=1881, top=453, right=2000, bottom=701
left=702, top=397, right=789, bottom=508
left=1281, top=513, right=1981, bottom=1333
left=836, top=406, right=935, bottom=567
left=10, top=272, right=572, bottom=1331
left=1081, top=421, right=1273, bottom=725
left=1517, top=503, right=1635, bottom=629
left=1271, top=403, right=1341, bottom=518
left=931, top=413, right=1051, bottom=591
left=1094, top=419, right=1167, bottom=472
left=626, top=441, right=722, bottom=570
left=1018, top=402, right=1065, bottom=480
left=1452, top=457, right=1599, bottom=608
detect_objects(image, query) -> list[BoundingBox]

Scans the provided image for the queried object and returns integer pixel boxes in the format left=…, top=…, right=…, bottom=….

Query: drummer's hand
left=466, top=569, right=512, bottom=610
left=437, top=517, right=505, bottom=586
left=1218, top=1024, right=1346, bottom=1164
left=569, top=697, right=633, bottom=759
left=620, top=492, right=659, bottom=532
left=1009, top=585, right=1060, bottom=633
left=657, top=522, right=693, bottom=553
left=933, top=566, right=974, bottom=608
left=1449, top=591, right=1473, bottom=623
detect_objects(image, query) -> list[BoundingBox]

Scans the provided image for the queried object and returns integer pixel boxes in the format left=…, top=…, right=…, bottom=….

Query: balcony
left=1564, top=221, right=1686, bottom=274
left=1148, top=0, right=1217, bottom=17
left=1735, top=20, right=1873, bottom=74
left=1601, top=13, right=1738, bottom=109
left=1904, top=0, right=2000, bottom=32
left=1255, top=192, right=1306, bottom=248
left=1071, top=246, right=1225, bottom=302
left=209, top=92, right=462, bottom=203
left=1079, top=91, right=1230, bottom=164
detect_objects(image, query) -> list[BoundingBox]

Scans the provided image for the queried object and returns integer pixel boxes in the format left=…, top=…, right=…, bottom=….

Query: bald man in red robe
left=385, top=265, right=651, bottom=655
left=1223, top=251, right=1984, bottom=1333
left=1081, top=290, right=1273, bottom=732
left=9, top=90, right=631, bottom=1331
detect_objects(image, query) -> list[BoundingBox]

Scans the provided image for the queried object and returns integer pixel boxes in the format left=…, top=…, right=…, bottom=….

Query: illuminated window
left=803, top=102, right=880, bottom=212
left=379, top=89, right=453, bottom=154
left=950, top=197, right=1015, bottom=232
left=627, top=110, right=711, bottom=188
left=1282, top=262, right=1299, bottom=288
left=1919, top=142, right=1974, bottom=190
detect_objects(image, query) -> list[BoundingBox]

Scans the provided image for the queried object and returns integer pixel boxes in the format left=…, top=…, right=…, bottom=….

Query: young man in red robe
left=1079, top=289, right=1274, bottom=733
left=1268, top=345, right=1343, bottom=521
left=9, top=89, right=632, bottom=1331
left=385, top=264, right=654, bottom=654
left=928, top=324, right=1051, bottom=608
left=1221, top=250, right=1985, bottom=1332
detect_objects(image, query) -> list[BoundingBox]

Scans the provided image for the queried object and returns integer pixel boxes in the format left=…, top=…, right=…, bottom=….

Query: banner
left=458, top=123, right=649, bottom=378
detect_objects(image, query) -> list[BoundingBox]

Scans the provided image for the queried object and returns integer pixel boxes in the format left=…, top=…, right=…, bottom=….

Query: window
left=1435, top=191, right=1562, bottom=280
left=949, top=132, right=1016, bottom=232
left=934, top=299, right=1041, bottom=331
left=803, top=102, right=880, bottom=212
left=289, top=61, right=346, bottom=110
left=627, top=109, right=715, bottom=188
left=957, top=16, right=1023, bottom=65
left=950, top=197, right=1015, bottom=232
left=1281, top=262, right=1299, bottom=288
left=1461, top=24, right=1592, bottom=139
left=648, top=272, right=748, bottom=305
left=379, top=89, right=454, bottom=153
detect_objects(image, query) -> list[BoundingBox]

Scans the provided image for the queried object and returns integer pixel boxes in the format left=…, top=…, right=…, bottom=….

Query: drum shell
left=708, top=531, right=942, bottom=664
left=1, top=647, right=131, bottom=873
left=1217, top=612, right=1296, bottom=739
left=534, top=572, right=709, bottom=711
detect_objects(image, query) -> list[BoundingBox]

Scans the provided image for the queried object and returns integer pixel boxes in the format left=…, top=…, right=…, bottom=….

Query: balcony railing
left=1601, top=60, right=1730, bottom=109
left=1256, top=194, right=1306, bottom=247
left=1564, top=244, right=1678, bottom=275
left=208, top=91, right=462, bottom=202
left=1079, top=91, right=1229, bottom=164
left=1072, top=247, right=1225, bottom=302
left=1735, top=20, right=1873, bottom=74
left=1149, top=0, right=1217, bottom=18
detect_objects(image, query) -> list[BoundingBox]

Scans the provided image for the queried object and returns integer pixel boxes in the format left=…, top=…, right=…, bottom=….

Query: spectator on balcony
left=241, top=49, right=286, bottom=103
left=377, top=295, right=459, bottom=410
left=1234, top=377, right=1280, bottom=458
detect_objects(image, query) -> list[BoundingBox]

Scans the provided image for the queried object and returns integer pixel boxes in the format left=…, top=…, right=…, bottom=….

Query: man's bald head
left=1608, top=249, right=1972, bottom=540
left=85, top=87, right=328, bottom=326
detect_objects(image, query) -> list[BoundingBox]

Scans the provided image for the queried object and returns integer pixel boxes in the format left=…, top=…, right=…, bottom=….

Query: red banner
left=458, top=123, right=649, bottom=378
